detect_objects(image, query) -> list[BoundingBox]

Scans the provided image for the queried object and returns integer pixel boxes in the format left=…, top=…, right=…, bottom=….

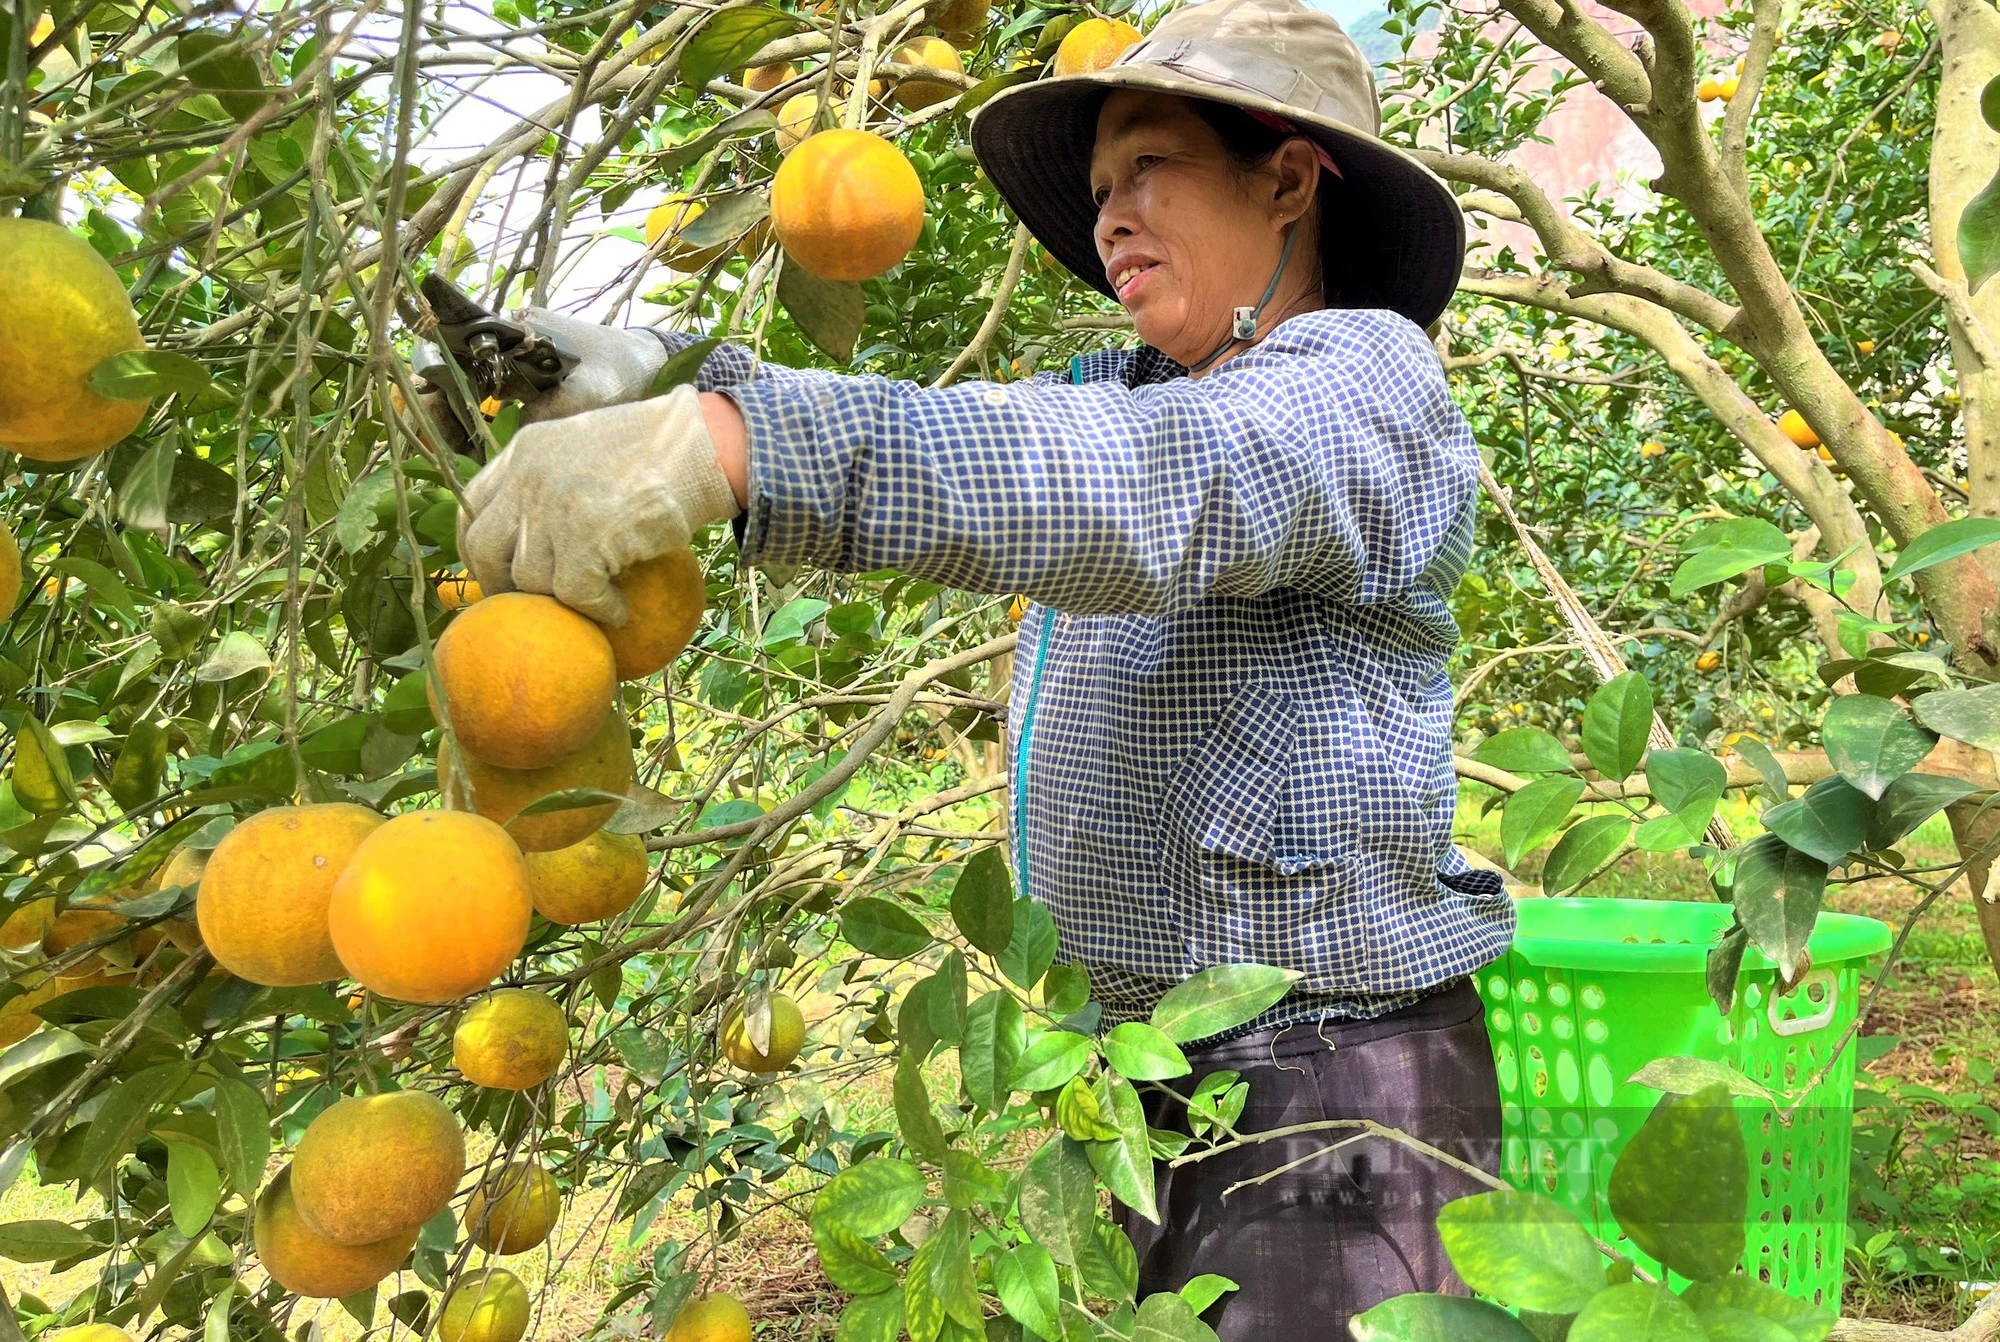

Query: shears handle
left=411, top=273, right=580, bottom=404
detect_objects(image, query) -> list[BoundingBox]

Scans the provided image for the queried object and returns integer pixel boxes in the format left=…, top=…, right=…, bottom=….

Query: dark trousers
left=1118, top=980, right=1503, bottom=1340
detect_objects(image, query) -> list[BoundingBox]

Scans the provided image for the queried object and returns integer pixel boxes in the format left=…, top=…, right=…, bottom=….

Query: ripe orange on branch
left=196, top=804, right=385, bottom=987
left=291, top=1089, right=466, bottom=1246
left=255, top=1166, right=418, bottom=1298
left=890, top=37, right=964, bottom=109
left=526, top=828, right=649, bottom=925
left=646, top=197, right=730, bottom=273
left=1776, top=409, right=1818, bottom=448
left=454, top=987, right=569, bottom=1089
left=433, top=591, right=617, bottom=770
left=0, top=217, right=151, bottom=462
left=1052, top=17, right=1141, bottom=76
left=439, top=1268, right=532, bottom=1342
left=465, top=1161, right=562, bottom=1254
left=771, top=129, right=925, bottom=281
left=719, top=992, right=807, bottom=1072
left=328, top=810, right=533, bottom=1003
left=440, top=709, right=634, bottom=853
left=666, top=1294, right=754, bottom=1342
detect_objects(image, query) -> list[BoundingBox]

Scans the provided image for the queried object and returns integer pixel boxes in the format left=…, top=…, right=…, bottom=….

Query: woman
left=458, top=0, right=1512, bottom=1332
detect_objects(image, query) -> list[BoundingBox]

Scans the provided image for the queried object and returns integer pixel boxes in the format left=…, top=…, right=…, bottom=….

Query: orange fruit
left=464, top=1162, right=562, bottom=1254
left=526, top=829, right=648, bottom=925
left=771, top=129, right=925, bottom=281
left=47, top=1328, right=138, bottom=1342
left=439, top=709, right=634, bottom=854
left=777, top=91, right=823, bottom=152
left=438, top=1268, right=531, bottom=1342
left=1695, top=651, right=1722, bottom=673
left=0, top=218, right=151, bottom=462
left=1639, top=440, right=1667, bottom=458
left=1007, top=594, right=1027, bottom=622
left=454, top=987, right=569, bottom=1090
left=437, top=572, right=483, bottom=609
left=1817, top=444, right=1836, bottom=464
left=197, top=804, right=385, bottom=987
left=928, top=0, right=990, bottom=33
left=719, top=992, right=806, bottom=1072
left=1874, top=29, right=1902, bottom=49
left=0, top=523, right=19, bottom=615
left=601, top=548, right=706, bottom=680
left=291, top=1089, right=465, bottom=1247
left=1052, top=17, right=1141, bottom=77
left=432, top=591, right=617, bottom=770
left=1719, top=76, right=1739, bottom=101
left=1855, top=339, right=1875, bottom=354
left=1776, top=408, right=1818, bottom=448
left=1697, top=78, right=1721, bottom=101
left=890, top=37, right=962, bottom=109
left=328, top=810, right=533, bottom=1004
left=645, top=197, right=729, bottom=273
left=666, top=1293, right=752, bottom=1342
left=255, top=1166, right=418, bottom=1298
left=742, top=61, right=796, bottom=93
left=0, top=964, right=68, bottom=1048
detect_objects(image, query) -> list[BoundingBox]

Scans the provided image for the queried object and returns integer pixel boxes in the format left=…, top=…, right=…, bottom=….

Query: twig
left=934, top=224, right=1032, bottom=387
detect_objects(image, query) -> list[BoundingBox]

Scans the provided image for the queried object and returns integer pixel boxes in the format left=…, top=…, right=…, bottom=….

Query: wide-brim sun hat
left=970, top=0, right=1466, bottom=331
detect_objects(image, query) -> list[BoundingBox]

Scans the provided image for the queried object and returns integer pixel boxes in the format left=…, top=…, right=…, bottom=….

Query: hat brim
left=970, top=68, right=1466, bottom=330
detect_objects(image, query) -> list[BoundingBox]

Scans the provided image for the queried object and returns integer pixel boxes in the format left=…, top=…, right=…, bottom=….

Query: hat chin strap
left=1185, top=219, right=1304, bottom=375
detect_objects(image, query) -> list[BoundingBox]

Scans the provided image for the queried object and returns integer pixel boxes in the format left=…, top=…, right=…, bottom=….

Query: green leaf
left=840, top=896, right=931, bottom=958
left=1018, top=1137, right=1098, bottom=1266
left=1731, top=736, right=1793, bottom=806
left=1669, top=544, right=1792, bottom=598
left=212, top=1075, right=271, bottom=1200
left=998, top=896, right=1058, bottom=989
left=1868, top=772, right=1981, bottom=850
left=1682, top=1276, right=1833, bottom=1342
left=1012, top=1029, right=1092, bottom=1092
left=1148, top=964, right=1300, bottom=1045
left=1627, top=1056, right=1777, bottom=1106
left=1177, top=1275, right=1238, bottom=1316
left=1761, top=777, right=1872, bottom=863
left=1684, top=518, right=1791, bottom=554
left=80, top=1061, right=189, bottom=1186
left=88, top=349, right=209, bottom=400
left=1606, top=1084, right=1747, bottom=1282
left=1820, top=693, right=1937, bottom=800
left=109, top=719, right=169, bottom=811
left=927, top=952, right=967, bottom=1046
left=1646, top=748, right=1727, bottom=814
left=335, top=471, right=397, bottom=554
left=1883, top=517, right=2000, bottom=582
left=167, top=1141, right=223, bottom=1238
left=1102, top=1021, right=1191, bottom=1081
left=647, top=338, right=721, bottom=396
left=778, top=259, right=866, bottom=362
left=118, top=439, right=177, bottom=531
left=1436, top=1191, right=1604, bottom=1313
left=680, top=6, right=806, bottom=90
left=1540, top=815, right=1632, bottom=895
left=1350, top=1295, right=1541, bottom=1342
left=1694, top=1307, right=1805, bottom=1342
left=1581, top=671, right=1654, bottom=783
left=196, top=630, right=272, bottom=682
left=1133, top=1290, right=1222, bottom=1342
left=1911, top=683, right=2000, bottom=752
left=177, top=29, right=270, bottom=119
left=813, top=1157, right=926, bottom=1236
left=955, top=69, right=1037, bottom=115
left=381, top=672, right=436, bottom=736
left=1057, top=1075, right=1119, bottom=1141
left=894, top=1048, right=948, bottom=1163
left=1473, top=727, right=1574, bottom=774
left=1500, top=776, right=1586, bottom=868
left=1969, top=164, right=2000, bottom=291
left=12, top=715, right=77, bottom=815
left=152, top=600, right=206, bottom=661
left=814, top=1217, right=897, bottom=1294
left=762, top=597, right=831, bottom=645
left=836, top=1290, right=905, bottom=1342
left=1568, top=1283, right=1706, bottom=1342
left=1086, top=1073, right=1159, bottom=1223
left=994, top=1243, right=1062, bottom=1338
left=959, top=990, right=1025, bottom=1112
left=1727, top=833, right=1826, bottom=972
left=0, top=1219, right=103, bottom=1263
left=948, top=847, right=1014, bottom=955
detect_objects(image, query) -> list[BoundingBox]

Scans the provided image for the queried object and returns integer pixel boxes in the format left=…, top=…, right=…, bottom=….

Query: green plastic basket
left=1476, top=898, right=1891, bottom=1312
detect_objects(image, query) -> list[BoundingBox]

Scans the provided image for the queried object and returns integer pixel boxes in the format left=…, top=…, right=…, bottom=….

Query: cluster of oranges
left=640, top=14, right=1141, bottom=285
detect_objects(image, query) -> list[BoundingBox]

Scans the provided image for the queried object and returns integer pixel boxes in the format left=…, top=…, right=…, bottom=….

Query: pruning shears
left=410, top=274, right=581, bottom=436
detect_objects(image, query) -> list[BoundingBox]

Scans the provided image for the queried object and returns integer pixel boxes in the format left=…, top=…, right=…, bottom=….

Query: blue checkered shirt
left=660, top=307, right=1515, bottom=1040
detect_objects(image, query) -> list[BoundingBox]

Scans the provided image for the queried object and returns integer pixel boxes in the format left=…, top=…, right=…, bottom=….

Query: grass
left=9, top=787, right=1997, bottom=1336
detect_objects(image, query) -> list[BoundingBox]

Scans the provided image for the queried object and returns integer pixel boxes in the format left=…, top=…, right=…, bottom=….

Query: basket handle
left=1768, top=968, right=1839, bottom=1037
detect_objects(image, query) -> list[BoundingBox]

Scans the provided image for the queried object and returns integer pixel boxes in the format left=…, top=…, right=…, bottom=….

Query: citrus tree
left=4, top=0, right=2000, bottom=1341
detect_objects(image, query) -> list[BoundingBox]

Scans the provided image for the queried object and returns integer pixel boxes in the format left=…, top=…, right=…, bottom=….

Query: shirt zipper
left=1012, top=612, right=1054, bottom=900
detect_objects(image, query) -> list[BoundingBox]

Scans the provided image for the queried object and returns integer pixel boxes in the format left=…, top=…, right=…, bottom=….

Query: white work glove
left=514, top=307, right=671, bottom=425
left=457, top=386, right=740, bottom=625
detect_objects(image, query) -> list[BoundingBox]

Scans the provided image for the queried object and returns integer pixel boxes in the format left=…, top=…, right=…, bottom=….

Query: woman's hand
left=457, top=386, right=741, bottom=625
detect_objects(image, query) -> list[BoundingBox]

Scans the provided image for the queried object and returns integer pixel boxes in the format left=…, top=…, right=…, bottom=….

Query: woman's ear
left=1269, top=137, right=1321, bottom=227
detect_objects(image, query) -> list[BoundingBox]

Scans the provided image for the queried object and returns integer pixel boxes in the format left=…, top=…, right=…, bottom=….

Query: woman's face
left=1089, top=90, right=1319, bottom=368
